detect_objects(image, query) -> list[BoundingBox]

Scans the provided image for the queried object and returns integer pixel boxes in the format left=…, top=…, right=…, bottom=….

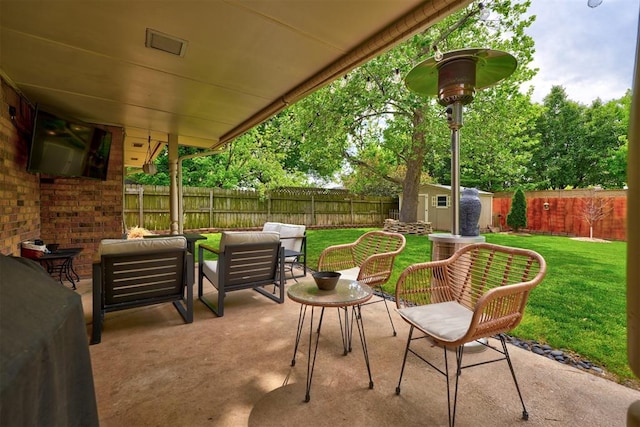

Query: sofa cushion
left=262, top=222, right=281, bottom=233
left=219, top=231, right=279, bottom=251
left=202, top=260, right=219, bottom=288
left=96, top=236, right=187, bottom=261
left=278, top=224, right=305, bottom=252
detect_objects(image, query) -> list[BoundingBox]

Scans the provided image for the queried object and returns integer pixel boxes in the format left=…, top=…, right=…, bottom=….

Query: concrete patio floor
left=78, top=271, right=640, bottom=427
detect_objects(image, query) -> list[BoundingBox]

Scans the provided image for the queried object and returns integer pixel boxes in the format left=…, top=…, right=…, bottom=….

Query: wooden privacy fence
left=124, top=185, right=399, bottom=231
left=492, top=189, right=627, bottom=241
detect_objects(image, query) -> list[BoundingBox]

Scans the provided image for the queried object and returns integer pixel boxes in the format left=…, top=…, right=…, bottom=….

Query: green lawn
left=196, top=228, right=632, bottom=384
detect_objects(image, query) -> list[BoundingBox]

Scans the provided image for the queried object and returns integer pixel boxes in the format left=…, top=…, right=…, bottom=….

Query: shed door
left=423, top=194, right=429, bottom=222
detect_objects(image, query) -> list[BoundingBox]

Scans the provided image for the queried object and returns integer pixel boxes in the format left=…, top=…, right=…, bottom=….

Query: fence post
left=209, top=189, right=214, bottom=229
left=350, top=199, right=354, bottom=224
left=138, top=186, right=144, bottom=228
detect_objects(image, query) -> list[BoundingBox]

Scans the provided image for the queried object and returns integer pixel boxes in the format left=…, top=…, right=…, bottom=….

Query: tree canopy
left=528, top=86, right=629, bottom=189
left=128, top=0, right=631, bottom=221
left=280, top=0, right=538, bottom=221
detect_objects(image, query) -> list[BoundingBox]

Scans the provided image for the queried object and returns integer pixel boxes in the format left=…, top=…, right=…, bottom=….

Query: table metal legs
left=352, top=304, right=374, bottom=390
left=42, top=257, right=80, bottom=289
left=290, top=304, right=374, bottom=402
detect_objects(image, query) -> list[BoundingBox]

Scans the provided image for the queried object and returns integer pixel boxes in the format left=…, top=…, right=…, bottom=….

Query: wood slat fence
left=492, top=189, right=627, bottom=241
left=124, top=185, right=399, bottom=231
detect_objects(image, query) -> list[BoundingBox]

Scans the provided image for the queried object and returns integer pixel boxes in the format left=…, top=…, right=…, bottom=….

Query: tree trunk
left=400, top=159, right=421, bottom=222
left=399, top=109, right=426, bottom=223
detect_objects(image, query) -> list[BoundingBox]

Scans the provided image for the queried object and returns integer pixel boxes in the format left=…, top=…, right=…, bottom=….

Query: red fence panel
left=492, top=189, right=627, bottom=241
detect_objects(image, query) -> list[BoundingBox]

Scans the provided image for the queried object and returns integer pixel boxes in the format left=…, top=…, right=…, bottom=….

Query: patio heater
left=405, top=48, right=517, bottom=260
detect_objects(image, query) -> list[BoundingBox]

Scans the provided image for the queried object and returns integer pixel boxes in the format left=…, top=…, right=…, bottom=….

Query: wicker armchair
left=394, top=242, right=546, bottom=426
left=317, top=230, right=406, bottom=335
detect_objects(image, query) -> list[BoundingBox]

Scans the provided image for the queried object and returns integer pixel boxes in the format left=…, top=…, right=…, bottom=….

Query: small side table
left=287, top=279, right=374, bottom=402
left=36, top=248, right=83, bottom=290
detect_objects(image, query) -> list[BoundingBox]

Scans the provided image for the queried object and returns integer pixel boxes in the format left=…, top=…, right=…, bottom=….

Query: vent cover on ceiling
left=145, top=28, right=188, bottom=57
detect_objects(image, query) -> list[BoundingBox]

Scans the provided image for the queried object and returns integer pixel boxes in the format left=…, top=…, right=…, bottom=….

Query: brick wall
left=1, top=77, right=125, bottom=278
left=39, top=126, right=124, bottom=277
left=493, top=189, right=627, bottom=241
left=0, top=80, right=41, bottom=254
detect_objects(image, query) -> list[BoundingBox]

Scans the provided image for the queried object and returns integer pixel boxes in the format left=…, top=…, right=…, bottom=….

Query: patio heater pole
left=448, top=102, right=463, bottom=236
left=404, top=48, right=517, bottom=237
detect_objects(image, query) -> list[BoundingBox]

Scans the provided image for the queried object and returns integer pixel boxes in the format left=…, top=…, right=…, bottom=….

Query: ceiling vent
left=132, top=143, right=144, bottom=148
left=145, top=28, right=188, bottom=57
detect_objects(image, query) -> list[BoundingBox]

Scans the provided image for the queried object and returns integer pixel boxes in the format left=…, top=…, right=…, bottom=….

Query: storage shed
left=399, top=184, right=493, bottom=233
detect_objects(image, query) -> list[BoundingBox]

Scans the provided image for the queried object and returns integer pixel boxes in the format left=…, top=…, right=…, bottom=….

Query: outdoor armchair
left=91, top=236, right=193, bottom=345
left=394, top=242, right=547, bottom=426
left=317, top=230, right=406, bottom=335
left=198, top=231, right=285, bottom=317
left=262, top=222, right=307, bottom=281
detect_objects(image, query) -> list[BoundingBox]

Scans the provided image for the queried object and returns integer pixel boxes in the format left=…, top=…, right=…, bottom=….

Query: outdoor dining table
left=287, top=278, right=374, bottom=402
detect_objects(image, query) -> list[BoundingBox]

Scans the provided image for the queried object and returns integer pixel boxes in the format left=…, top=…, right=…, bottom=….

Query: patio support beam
left=168, top=134, right=179, bottom=235
left=627, top=16, right=640, bottom=427
left=177, top=149, right=224, bottom=234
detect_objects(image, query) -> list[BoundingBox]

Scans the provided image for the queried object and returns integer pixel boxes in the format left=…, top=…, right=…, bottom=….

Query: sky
left=522, top=0, right=639, bottom=105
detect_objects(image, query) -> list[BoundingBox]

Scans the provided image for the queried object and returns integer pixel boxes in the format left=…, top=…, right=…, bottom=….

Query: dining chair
left=394, top=242, right=547, bottom=426
left=318, top=230, right=406, bottom=336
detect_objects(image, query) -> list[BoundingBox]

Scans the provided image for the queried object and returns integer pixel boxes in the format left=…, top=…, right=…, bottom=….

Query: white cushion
left=96, top=236, right=187, bottom=261
left=219, top=231, right=279, bottom=250
left=337, top=267, right=360, bottom=281
left=261, top=222, right=306, bottom=252
left=202, top=260, right=219, bottom=289
left=262, top=222, right=281, bottom=232
left=397, top=301, right=473, bottom=343
left=204, top=231, right=280, bottom=287
left=278, top=224, right=305, bottom=252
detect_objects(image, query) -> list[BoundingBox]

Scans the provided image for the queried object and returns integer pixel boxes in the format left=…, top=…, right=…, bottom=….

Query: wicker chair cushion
left=397, top=301, right=473, bottom=342
left=336, top=267, right=360, bottom=281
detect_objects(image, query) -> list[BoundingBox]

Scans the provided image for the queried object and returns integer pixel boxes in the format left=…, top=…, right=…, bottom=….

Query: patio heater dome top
left=405, top=48, right=517, bottom=106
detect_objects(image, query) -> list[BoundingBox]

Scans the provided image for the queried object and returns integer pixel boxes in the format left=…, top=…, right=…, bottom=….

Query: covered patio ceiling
left=0, top=0, right=471, bottom=169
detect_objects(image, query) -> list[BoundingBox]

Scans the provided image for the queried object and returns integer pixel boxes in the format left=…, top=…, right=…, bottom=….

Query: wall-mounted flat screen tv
left=27, top=108, right=112, bottom=180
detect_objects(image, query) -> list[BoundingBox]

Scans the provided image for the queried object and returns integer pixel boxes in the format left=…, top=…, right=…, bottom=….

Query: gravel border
left=502, top=335, right=604, bottom=374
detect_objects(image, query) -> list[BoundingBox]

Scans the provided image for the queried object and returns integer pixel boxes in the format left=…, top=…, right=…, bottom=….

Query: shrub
left=507, top=188, right=527, bottom=232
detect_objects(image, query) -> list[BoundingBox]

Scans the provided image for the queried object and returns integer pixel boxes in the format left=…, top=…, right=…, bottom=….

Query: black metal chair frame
left=198, top=241, right=285, bottom=317
left=282, top=233, right=307, bottom=282
left=396, top=331, right=528, bottom=427
left=91, top=247, right=193, bottom=344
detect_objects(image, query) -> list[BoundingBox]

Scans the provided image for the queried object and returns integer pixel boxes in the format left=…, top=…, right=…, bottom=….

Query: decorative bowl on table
left=312, top=271, right=341, bottom=291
